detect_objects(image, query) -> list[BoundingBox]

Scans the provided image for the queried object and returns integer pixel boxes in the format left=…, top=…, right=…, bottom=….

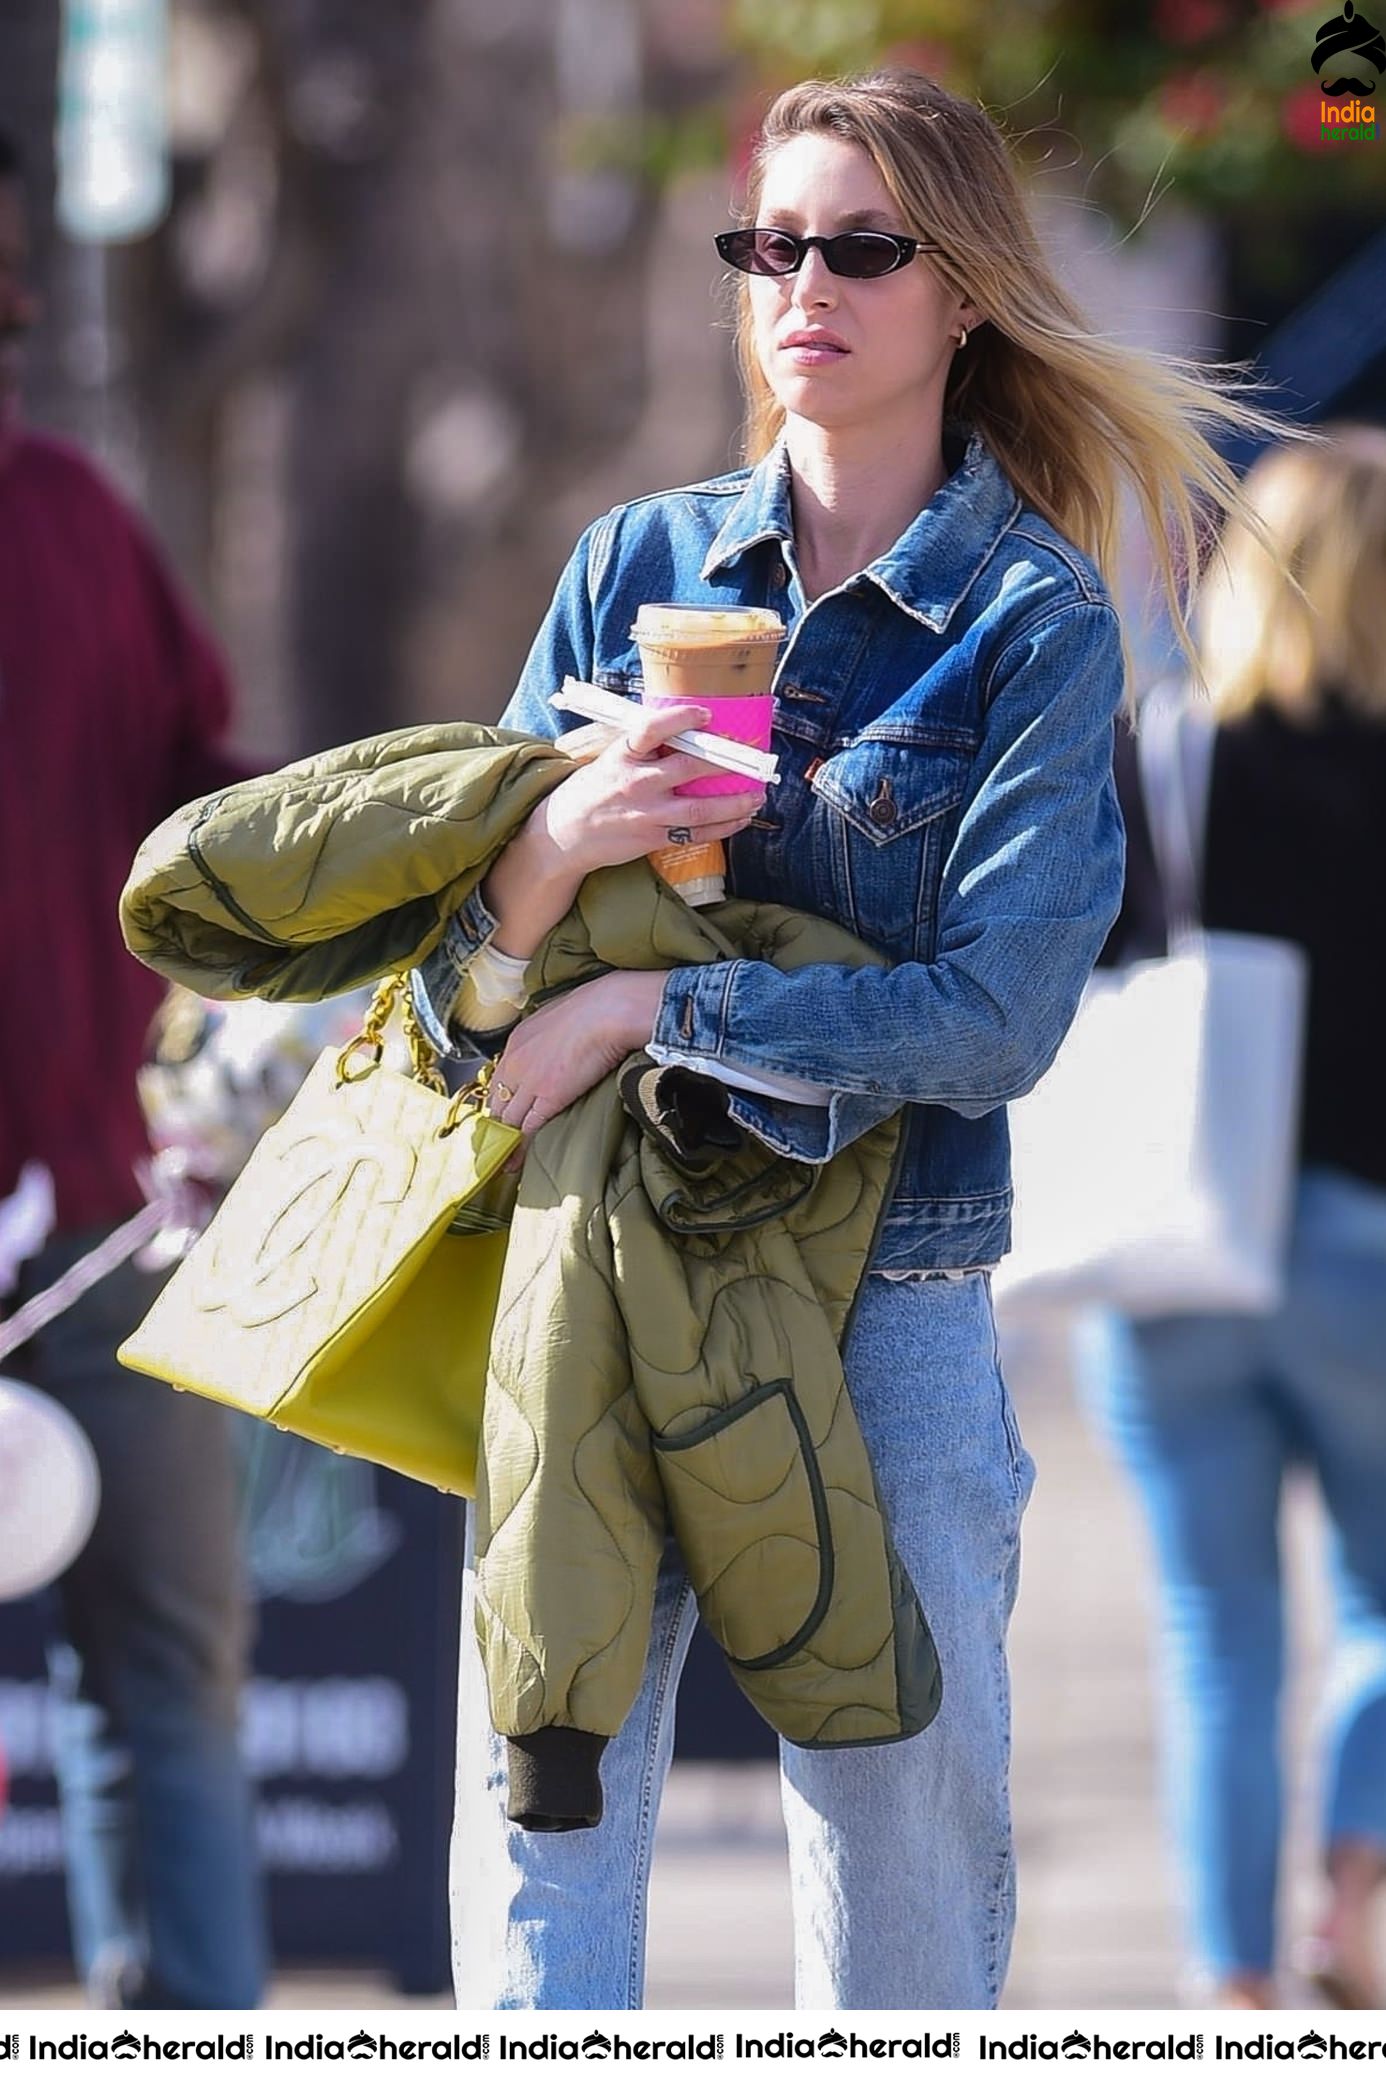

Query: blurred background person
left=1080, top=424, right=1386, bottom=2010
left=0, top=127, right=267, bottom=2008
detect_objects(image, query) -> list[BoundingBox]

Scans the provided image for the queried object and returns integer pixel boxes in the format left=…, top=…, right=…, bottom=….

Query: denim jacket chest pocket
left=808, top=735, right=975, bottom=962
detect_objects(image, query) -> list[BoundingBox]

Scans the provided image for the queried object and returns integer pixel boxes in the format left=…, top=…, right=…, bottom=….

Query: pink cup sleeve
left=641, top=691, right=775, bottom=799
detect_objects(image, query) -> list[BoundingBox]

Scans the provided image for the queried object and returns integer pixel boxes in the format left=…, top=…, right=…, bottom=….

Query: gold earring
left=955, top=326, right=969, bottom=349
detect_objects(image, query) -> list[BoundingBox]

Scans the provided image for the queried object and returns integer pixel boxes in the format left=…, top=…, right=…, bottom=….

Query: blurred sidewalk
left=4, top=1315, right=1335, bottom=2013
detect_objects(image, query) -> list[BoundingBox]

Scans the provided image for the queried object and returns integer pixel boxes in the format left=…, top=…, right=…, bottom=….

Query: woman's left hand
left=487, top=970, right=668, bottom=1150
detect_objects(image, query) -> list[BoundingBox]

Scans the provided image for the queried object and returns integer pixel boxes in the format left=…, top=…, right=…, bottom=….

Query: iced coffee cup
left=631, top=604, right=784, bottom=906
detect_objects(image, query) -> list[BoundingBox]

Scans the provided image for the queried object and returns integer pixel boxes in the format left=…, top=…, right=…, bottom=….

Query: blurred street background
left=1, top=0, right=1382, bottom=2015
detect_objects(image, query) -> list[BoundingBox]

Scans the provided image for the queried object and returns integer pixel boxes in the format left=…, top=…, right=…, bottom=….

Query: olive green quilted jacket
left=121, top=722, right=941, bottom=1828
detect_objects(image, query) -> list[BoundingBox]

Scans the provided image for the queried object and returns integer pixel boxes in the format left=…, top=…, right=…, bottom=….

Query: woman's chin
left=770, top=383, right=869, bottom=435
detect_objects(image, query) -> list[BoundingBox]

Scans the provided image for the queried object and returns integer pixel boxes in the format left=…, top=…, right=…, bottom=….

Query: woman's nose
left=792, top=246, right=837, bottom=307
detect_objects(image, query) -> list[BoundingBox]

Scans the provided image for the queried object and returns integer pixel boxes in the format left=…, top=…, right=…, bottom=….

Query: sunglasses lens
left=749, top=230, right=802, bottom=275
left=718, top=229, right=801, bottom=275
left=830, top=233, right=906, bottom=278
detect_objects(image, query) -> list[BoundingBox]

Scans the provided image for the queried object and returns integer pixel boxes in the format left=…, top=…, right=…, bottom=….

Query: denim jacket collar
left=700, top=427, right=1021, bottom=634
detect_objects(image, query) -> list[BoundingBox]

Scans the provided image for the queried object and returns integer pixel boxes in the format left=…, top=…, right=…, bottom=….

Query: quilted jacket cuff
left=617, top=1054, right=741, bottom=1173
left=506, top=1729, right=607, bottom=1832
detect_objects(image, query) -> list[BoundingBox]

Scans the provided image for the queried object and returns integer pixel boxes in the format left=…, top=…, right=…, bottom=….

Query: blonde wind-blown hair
left=1195, top=424, right=1386, bottom=725
left=731, top=70, right=1299, bottom=694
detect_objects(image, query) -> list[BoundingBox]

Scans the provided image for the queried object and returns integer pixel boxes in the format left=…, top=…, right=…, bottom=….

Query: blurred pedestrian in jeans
left=0, top=131, right=267, bottom=2007
left=1082, top=425, right=1386, bottom=2010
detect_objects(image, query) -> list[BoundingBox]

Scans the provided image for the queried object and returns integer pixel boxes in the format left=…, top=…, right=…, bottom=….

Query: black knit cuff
left=618, top=1054, right=740, bottom=1172
left=506, top=1729, right=608, bottom=1832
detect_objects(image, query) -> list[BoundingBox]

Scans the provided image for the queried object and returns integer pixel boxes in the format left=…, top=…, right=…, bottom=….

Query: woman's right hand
left=535, top=701, right=766, bottom=875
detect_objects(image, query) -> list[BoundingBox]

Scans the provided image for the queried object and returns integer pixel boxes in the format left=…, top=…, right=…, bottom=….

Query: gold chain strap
left=336, top=974, right=446, bottom=1095
left=335, top=973, right=495, bottom=1133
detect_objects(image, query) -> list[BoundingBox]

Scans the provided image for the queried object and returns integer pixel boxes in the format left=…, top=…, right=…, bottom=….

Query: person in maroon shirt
left=0, top=131, right=266, bottom=2007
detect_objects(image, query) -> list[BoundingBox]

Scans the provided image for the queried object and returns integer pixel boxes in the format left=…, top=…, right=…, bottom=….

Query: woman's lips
left=781, top=335, right=849, bottom=367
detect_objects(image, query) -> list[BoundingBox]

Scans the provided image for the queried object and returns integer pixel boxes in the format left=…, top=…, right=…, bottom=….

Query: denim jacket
left=415, top=428, right=1125, bottom=1273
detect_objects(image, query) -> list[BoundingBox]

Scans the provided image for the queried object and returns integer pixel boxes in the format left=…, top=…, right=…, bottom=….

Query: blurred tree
left=1, top=0, right=750, bottom=755
left=0, top=2, right=87, bottom=446
left=90, top=0, right=741, bottom=753
left=0, top=10, right=56, bottom=286
left=722, top=0, right=1385, bottom=223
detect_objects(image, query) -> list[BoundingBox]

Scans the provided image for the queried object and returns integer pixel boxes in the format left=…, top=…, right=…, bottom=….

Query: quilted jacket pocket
left=653, top=1378, right=833, bottom=1671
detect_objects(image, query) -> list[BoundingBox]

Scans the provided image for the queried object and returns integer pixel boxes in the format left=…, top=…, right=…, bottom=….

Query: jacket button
left=768, top=558, right=788, bottom=587
left=868, top=782, right=898, bottom=830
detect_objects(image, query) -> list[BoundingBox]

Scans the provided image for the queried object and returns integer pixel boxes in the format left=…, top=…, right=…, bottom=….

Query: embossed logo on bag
left=194, top=1117, right=418, bottom=1329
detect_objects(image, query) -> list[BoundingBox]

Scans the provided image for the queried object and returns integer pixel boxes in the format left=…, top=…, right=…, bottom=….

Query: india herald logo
left=195, top=1116, right=418, bottom=1328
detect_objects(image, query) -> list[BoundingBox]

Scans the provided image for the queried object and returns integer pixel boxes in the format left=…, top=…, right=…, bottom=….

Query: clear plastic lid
left=630, top=603, right=785, bottom=645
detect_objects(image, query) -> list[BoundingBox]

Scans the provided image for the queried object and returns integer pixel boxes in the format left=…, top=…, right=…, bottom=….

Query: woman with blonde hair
left=416, top=66, right=1288, bottom=2008
left=1084, top=424, right=1386, bottom=2010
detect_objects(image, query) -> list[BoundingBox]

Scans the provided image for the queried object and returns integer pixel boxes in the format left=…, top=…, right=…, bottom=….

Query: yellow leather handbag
left=118, top=974, right=520, bottom=1496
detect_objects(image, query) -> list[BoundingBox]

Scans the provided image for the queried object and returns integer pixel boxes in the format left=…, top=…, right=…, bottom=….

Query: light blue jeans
left=450, top=1270, right=1035, bottom=2010
left=14, top=1232, right=266, bottom=2008
left=1077, top=1167, right=1386, bottom=1982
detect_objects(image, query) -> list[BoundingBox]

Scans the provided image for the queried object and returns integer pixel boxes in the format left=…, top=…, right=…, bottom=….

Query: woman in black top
left=1085, top=424, right=1386, bottom=2009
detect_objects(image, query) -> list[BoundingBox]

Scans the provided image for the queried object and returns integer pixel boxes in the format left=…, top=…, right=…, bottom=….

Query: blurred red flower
left=727, top=93, right=766, bottom=193
left=1280, top=80, right=1333, bottom=149
left=1158, top=69, right=1228, bottom=134
left=1154, top=0, right=1232, bottom=44
left=884, top=40, right=957, bottom=84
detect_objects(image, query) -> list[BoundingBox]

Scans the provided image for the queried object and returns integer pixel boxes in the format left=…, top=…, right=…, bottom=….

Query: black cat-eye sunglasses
left=714, top=227, right=939, bottom=279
